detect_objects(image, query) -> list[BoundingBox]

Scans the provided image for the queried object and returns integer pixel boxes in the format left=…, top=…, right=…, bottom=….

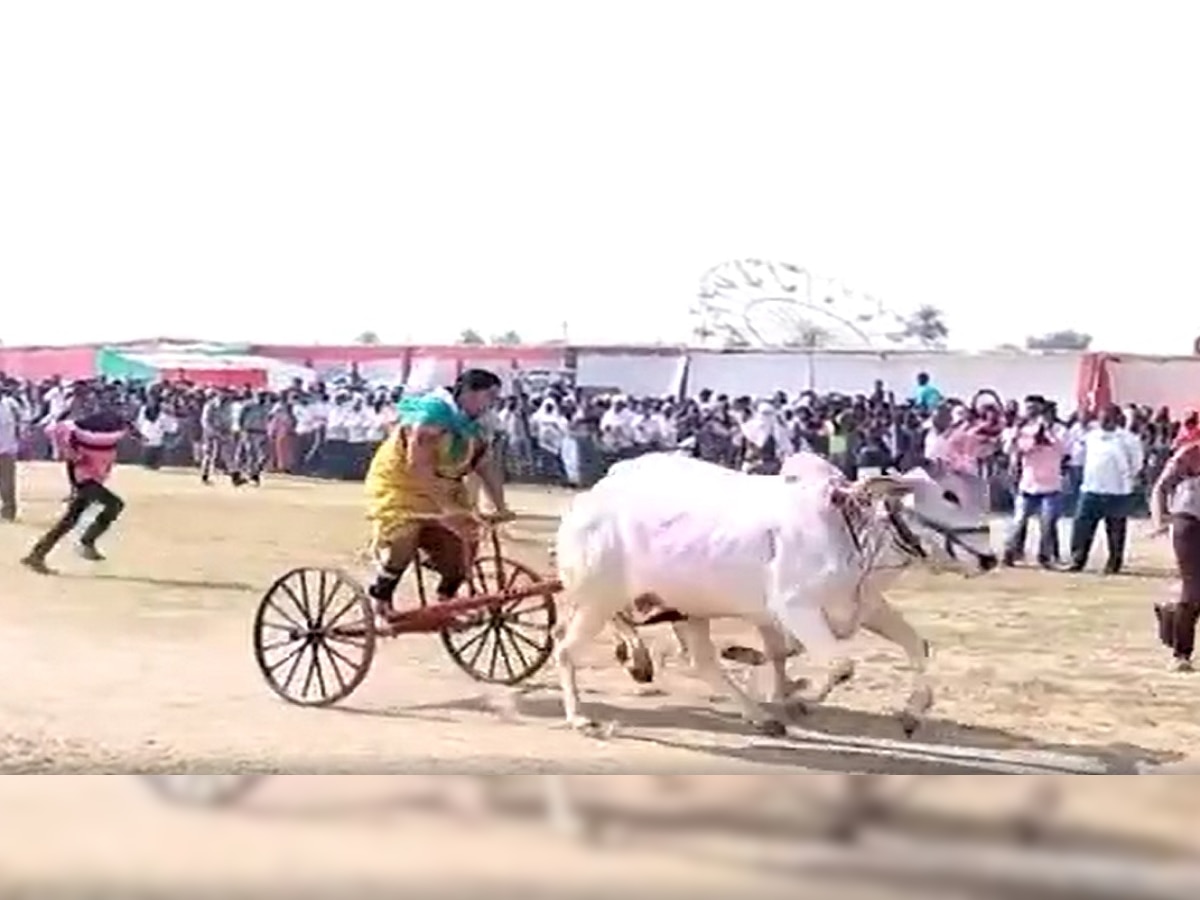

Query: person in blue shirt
left=912, top=372, right=943, bottom=411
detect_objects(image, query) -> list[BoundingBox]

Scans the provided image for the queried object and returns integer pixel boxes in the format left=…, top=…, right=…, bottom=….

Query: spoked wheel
left=439, top=555, right=557, bottom=685
left=142, top=775, right=264, bottom=807
left=253, top=567, right=376, bottom=706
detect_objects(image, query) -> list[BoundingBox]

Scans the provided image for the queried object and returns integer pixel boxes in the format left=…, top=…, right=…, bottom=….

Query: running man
left=363, top=368, right=513, bottom=620
left=21, top=409, right=130, bottom=573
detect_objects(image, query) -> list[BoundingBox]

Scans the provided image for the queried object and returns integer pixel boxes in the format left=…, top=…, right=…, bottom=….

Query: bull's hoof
left=897, top=711, right=921, bottom=738
left=756, top=719, right=788, bottom=738
left=722, top=645, right=768, bottom=666
left=627, top=647, right=655, bottom=684
left=569, top=717, right=618, bottom=740
left=614, top=644, right=628, bottom=664
left=629, top=665, right=655, bottom=684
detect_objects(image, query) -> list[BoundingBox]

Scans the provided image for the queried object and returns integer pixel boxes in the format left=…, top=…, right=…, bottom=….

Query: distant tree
left=1025, top=329, right=1092, bottom=351
left=723, top=332, right=752, bottom=349
left=458, top=328, right=485, bottom=345
left=355, top=330, right=381, bottom=345
left=901, top=305, right=950, bottom=349
left=491, top=330, right=522, bottom=345
left=782, top=321, right=833, bottom=350
left=994, top=343, right=1025, bottom=353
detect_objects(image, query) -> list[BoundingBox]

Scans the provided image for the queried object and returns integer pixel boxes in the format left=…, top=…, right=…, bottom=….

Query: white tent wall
left=683, top=351, right=1084, bottom=407
left=458, top=356, right=544, bottom=392
left=575, top=352, right=689, bottom=397
left=1106, top=356, right=1200, bottom=411
left=405, top=355, right=459, bottom=393
left=685, top=352, right=815, bottom=398
left=353, top=357, right=408, bottom=385
left=855, top=352, right=1083, bottom=408
left=263, top=360, right=319, bottom=390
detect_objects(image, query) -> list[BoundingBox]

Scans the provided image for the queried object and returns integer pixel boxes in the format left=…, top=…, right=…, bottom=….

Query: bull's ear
left=856, top=475, right=916, bottom=499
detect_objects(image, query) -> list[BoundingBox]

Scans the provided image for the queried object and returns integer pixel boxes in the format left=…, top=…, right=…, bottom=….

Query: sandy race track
left=3, top=462, right=1200, bottom=892
left=2, top=462, right=1196, bottom=775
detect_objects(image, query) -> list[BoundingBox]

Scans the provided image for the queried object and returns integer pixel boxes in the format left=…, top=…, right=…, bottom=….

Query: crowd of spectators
left=2, top=366, right=1194, bottom=660
left=0, top=368, right=1188, bottom=520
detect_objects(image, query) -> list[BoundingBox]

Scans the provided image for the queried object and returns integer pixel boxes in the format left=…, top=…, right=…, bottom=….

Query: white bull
left=552, top=452, right=998, bottom=737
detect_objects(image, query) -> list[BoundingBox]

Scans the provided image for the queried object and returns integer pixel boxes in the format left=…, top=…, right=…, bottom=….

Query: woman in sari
left=363, top=369, right=513, bottom=621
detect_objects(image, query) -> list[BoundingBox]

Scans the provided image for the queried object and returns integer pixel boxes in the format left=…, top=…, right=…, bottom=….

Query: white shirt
left=1065, top=422, right=1088, bottom=466
left=293, top=404, right=314, bottom=435
left=0, top=395, right=21, bottom=455
left=653, top=412, right=677, bottom=448
left=136, top=412, right=168, bottom=448
left=228, top=401, right=244, bottom=434
left=367, top=408, right=394, bottom=442
left=599, top=408, right=635, bottom=450
left=633, top=413, right=659, bottom=445
left=999, top=424, right=1019, bottom=457
left=345, top=408, right=370, bottom=443
left=308, top=400, right=331, bottom=430
left=1080, top=426, right=1144, bottom=495
left=496, top=408, right=524, bottom=441
left=45, top=386, right=66, bottom=421
left=325, top=405, right=350, bottom=441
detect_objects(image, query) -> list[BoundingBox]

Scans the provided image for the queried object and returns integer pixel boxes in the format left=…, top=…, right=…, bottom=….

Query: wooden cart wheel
left=439, top=555, right=557, bottom=685
left=142, top=775, right=264, bottom=806
left=253, top=567, right=376, bottom=706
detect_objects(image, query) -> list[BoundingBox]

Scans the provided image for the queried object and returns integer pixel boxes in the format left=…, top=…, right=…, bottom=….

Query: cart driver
left=364, top=368, right=515, bottom=620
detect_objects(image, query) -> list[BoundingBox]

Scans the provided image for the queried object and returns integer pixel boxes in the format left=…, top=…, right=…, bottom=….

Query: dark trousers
left=1069, top=492, right=1129, bottom=572
left=373, top=523, right=471, bottom=603
left=143, top=445, right=164, bottom=470
left=30, top=481, right=125, bottom=557
left=1062, top=466, right=1084, bottom=517
left=0, top=453, right=16, bottom=521
left=1167, top=514, right=1200, bottom=660
left=234, top=431, right=269, bottom=479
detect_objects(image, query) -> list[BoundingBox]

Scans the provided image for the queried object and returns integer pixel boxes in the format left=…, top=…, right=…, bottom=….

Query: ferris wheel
left=690, top=259, right=910, bottom=349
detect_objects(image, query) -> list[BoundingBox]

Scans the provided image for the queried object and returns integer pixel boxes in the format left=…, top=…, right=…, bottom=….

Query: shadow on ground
left=341, top=685, right=1180, bottom=777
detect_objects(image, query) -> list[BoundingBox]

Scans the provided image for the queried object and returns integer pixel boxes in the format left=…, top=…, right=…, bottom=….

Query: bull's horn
left=855, top=475, right=915, bottom=498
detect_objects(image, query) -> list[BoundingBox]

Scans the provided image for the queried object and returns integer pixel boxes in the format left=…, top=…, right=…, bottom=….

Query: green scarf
left=396, top=389, right=481, bottom=459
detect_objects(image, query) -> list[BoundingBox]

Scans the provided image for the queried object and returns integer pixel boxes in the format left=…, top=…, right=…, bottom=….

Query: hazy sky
left=2, top=2, right=1197, bottom=351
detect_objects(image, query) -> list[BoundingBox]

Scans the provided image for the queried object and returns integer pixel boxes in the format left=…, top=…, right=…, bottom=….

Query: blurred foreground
left=2, top=776, right=1199, bottom=899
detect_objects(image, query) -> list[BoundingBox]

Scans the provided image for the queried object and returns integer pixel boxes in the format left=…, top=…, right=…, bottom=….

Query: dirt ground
left=3, top=463, right=1200, bottom=890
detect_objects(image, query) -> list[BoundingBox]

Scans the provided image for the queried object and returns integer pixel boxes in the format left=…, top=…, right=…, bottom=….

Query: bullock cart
left=251, top=514, right=562, bottom=707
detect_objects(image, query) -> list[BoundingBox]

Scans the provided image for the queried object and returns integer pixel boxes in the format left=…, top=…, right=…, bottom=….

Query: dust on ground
left=2, top=462, right=1199, bottom=888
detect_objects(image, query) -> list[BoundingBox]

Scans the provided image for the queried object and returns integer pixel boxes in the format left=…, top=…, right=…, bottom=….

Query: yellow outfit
left=364, top=423, right=483, bottom=554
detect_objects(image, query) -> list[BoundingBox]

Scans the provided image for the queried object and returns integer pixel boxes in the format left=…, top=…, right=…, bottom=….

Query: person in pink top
left=21, top=408, right=130, bottom=573
left=1002, top=396, right=1066, bottom=568
left=923, top=405, right=993, bottom=475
